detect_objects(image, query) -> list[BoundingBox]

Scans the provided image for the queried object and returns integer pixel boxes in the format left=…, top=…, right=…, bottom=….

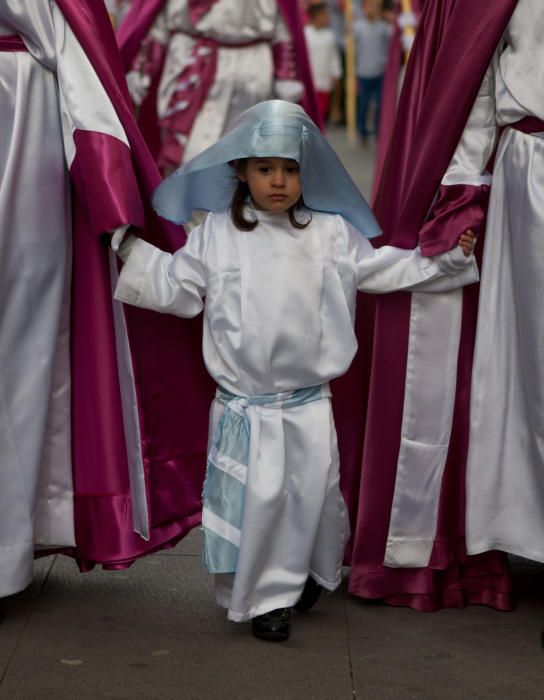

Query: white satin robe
left=0, top=1, right=137, bottom=598
left=384, top=0, right=544, bottom=567
left=126, top=0, right=302, bottom=164
left=114, top=208, right=477, bottom=621
left=465, top=4, right=544, bottom=562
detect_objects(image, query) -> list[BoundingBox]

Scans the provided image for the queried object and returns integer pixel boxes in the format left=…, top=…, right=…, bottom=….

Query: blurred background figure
left=116, top=1, right=321, bottom=175
left=304, top=2, right=342, bottom=124
left=353, top=0, right=393, bottom=144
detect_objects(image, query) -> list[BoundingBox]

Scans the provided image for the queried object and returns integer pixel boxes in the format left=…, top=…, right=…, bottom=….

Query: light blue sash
left=202, top=385, right=327, bottom=574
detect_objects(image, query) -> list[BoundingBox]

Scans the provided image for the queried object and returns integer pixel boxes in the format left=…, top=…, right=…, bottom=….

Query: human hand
left=458, top=230, right=476, bottom=257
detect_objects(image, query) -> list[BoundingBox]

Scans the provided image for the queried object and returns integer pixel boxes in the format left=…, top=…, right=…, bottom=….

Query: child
left=112, top=100, right=476, bottom=642
left=304, top=2, right=343, bottom=123
left=353, top=0, right=393, bottom=142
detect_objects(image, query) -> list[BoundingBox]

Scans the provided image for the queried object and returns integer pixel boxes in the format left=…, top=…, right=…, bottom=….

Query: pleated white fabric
left=467, top=126, right=544, bottom=561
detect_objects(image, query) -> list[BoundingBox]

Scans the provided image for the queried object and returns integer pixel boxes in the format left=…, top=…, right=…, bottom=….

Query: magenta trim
left=419, top=183, right=490, bottom=257
left=273, top=41, right=297, bottom=81
left=188, top=0, right=221, bottom=25
left=511, top=117, right=544, bottom=134
left=157, top=38, right=218, bottom=170
left=70, top=130, right=145, bottom=232
left=0, top=35, right=28, bottom=52
left=117, top=0, right=164, bottom=70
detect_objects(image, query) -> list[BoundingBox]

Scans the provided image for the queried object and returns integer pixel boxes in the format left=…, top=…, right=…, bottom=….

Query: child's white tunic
left=114, top=209, right=477, bottom=621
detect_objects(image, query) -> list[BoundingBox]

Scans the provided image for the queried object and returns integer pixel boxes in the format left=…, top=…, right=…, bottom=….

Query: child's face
left=239, top=157, right=302, bottom=213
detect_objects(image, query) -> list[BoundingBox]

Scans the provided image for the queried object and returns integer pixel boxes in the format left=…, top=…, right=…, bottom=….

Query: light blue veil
left=152, top=100, right=381, bottom=238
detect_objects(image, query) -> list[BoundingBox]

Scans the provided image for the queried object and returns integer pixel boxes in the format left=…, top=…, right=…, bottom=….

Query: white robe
left=465, top=3, right=544, bottom=562
left=127, top=0, right=302, bottom=164
left=384, top=0, right=544, bottom=567
left=0, top=1, right=136, bottom=598
left=114, top=208, right=477, bottom=620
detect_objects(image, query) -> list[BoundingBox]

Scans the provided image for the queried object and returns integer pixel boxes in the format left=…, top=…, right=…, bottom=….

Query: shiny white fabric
left=0, top=1, right=142, bottom=597
left=385, top=288, right=464, bottom=567
left=127, top=0, right=298, bottom=164
left=467, top=126, right=544, bottom=561
left=466, top=21, right=544, bottom=562
left=386, top=0, right=544, bottom=567
left=115, top=208, right=476, bottom=619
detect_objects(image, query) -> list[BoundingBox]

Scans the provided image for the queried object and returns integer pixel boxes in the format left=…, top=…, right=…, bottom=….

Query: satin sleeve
left=441, top=58, right=499, bottom=188
left=114, top=224, right=209, bottom=318
left=341, top=219, right=479, bottom=294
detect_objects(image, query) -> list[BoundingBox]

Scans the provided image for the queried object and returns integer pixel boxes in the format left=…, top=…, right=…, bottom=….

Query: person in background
left=115, top=1, right=321, bottom=176
left=353, top=0, right=393, bottom=144
left=304, top=2, right=343, bottom=123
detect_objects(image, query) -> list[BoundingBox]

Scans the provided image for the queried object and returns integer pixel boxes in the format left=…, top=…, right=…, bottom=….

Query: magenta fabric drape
left=55, top=0, right=215, bottom=569
left=372, top=0, right=424, bottom=202
left=276, top=0, right=323, bottom=129
left=347, top=0, right=518, bottom=611
left=419, top=184, right=491, bottom=256
left=0, top=35, right=28, bottom=51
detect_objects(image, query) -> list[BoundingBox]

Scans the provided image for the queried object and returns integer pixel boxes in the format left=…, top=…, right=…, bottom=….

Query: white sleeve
left=342, top=220, right=479, bottom=294
left=114, top=225, right=209, bottom=318
left=442, top=57, right=499, bottom=187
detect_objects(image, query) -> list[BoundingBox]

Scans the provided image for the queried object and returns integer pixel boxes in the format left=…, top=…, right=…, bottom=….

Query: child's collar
left=243, top=199, right=312, bottom=225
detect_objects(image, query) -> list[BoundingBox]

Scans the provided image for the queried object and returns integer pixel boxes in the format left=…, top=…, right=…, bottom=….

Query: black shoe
left=294, top=577, right=323, bottom=612
left=252, top=608, right=291, bottom=642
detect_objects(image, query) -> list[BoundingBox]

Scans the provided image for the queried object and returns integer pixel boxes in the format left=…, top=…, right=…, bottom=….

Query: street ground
left=2, top=129, right=544, bottom=700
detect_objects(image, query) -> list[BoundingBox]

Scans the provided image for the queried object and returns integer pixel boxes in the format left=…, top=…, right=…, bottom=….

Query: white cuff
left=434, top=245, right=473, bottom=274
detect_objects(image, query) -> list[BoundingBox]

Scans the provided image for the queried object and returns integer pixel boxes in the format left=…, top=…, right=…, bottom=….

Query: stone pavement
left=2, top=532, right=544, bottom=700
left=2, top=129, right=544, bottom=700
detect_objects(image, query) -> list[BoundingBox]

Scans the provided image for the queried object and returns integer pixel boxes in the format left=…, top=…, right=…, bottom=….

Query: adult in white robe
left=113, top=208, right=477, bottom=621
left=380, top=0, right=544, bottom=565
left=0, top=0, right=213, bottom=602
left=461, top=6, right=544, bottom=561
left=116, top=0, right=319, bottom=172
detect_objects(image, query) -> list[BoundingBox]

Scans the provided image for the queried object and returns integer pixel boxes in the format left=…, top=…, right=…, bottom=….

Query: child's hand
left=458, top=230, right=476, bottom=257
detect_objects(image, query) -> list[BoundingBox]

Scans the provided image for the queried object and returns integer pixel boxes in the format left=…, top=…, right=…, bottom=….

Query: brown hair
left=230, top=160, right=312, bottom=232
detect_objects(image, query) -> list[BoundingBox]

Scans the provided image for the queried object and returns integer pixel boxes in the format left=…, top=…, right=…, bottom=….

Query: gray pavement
left=2, top=129, right=544, bottom=700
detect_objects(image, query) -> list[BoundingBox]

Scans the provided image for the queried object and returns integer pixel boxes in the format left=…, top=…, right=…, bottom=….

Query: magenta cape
left=116, top=0, right=323, bottom=130
left=347, top=0, right=517, bottom=610
left=55, top=0, right=214, bottom=569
